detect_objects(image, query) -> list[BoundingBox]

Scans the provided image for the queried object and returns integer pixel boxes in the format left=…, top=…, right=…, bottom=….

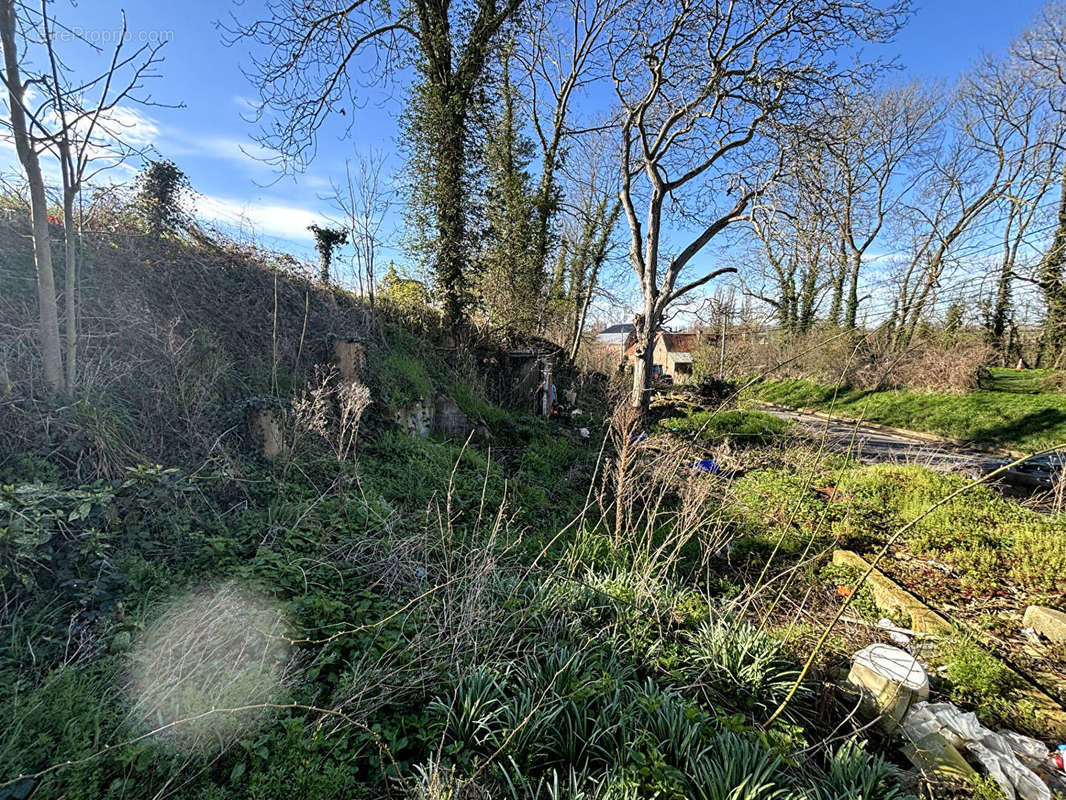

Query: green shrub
left=657, top=409, right=793, bottom=445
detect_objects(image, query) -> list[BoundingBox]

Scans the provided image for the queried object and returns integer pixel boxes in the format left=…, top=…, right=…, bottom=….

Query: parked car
left=964, top=452, right=1066, bottom=491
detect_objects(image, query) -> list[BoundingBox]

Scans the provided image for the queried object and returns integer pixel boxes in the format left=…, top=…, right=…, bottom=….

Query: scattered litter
left=877, top=617, right=911, bottom=647
left=903, top=702, right=1054, bottom=800
left=693, top=458, right=720, bottom=474
left=631, top=433, right=647, bottom=443
left=837, top=585, right=853, bottom=598
left=571, top=408, right=584, bottom=417
left=1022, top=626, right=1042, bottom=644
left=579, top=427, right=590, bottom=439
left=1048, top=742, right=1065, bottom=770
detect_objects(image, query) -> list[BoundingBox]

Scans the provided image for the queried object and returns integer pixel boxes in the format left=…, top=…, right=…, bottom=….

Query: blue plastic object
left=694, top=459, right=720, bottom=474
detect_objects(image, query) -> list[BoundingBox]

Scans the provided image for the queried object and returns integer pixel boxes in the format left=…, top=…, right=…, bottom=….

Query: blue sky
left=10, top=0, right=1052, bottom=275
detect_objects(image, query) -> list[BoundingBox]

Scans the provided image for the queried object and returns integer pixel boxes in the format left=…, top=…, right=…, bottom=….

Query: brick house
left=623, top=330, right=711, bottom=383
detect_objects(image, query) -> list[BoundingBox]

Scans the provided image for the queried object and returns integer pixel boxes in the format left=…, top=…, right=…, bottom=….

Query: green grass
left=726, top=461, right=1066, bottom=599
left=980, top=367, right=1060, bottom=393
left=745, top=376, right=1066, bottom=451
left=656, top=409, right=794, bottom=444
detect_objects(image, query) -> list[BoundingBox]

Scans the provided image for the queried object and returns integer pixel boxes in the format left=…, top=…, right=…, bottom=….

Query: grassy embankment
left=745, top=369, right=1066, bottom=451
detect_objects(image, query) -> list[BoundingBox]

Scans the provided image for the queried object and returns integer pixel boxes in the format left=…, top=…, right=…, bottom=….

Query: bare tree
left=1011, top=3, right=1066, bottom=365
left=823, top=83, right=943, bottom=330
left=611, top=0, right=907, bottom=409
left=891, top=80, right=1013, bottom=350
left=39, top=4, right=166, bottom=393
left=0, top=0, right=61, bottom=392
left=328, top=151, right=393, bottom=309
left=559, top=162, right=621, bottom=361
left=0, top=1, right=165, bottom=394
left=517, top=0, right=621, bottom=278
left=966, top=52, right=1063, bottom=360
left=745, top=138, right=834, bottom=336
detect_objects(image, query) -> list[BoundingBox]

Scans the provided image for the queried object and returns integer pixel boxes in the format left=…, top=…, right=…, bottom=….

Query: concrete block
left=248, top=406, right=285, bottom=460
left=332, top=338, right=367, bottom=382
left=832, top=550, right=951, bottom=635
left=1023, top=605, right=1066, bottom=644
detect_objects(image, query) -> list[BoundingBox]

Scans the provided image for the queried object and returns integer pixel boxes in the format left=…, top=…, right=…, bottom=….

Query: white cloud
left=100, top=105, right=160, bottom=148
left=195, top=192, right=321, bottom=242
left=233, top=95, right=259, bottom=114
left=169, top=133, right=277, bottom=167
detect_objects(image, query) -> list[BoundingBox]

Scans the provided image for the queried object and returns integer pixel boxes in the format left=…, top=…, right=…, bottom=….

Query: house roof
left=595, top=323, right=636, bottom=345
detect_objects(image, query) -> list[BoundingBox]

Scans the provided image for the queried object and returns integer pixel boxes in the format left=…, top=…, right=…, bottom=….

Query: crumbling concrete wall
left=392, top=393, right=472, bottom=440
left=332, top=337, right=367, bottom=382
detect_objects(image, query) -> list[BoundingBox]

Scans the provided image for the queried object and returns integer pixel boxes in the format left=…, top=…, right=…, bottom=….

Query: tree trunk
left=827, top=239, right=847, bottom=327
left=62, top=190, right=77, bottom=393
left=630, top=292, right=657, bottom=411
left=1, top=0, right=63, bottom=393
left=843, top=251, right=861, bottom=329
left=1038, top=171, right=1066, bottom=367
left=989, top=245, right=1012, bottom=362
left=630, top=330, right=654, bottom=411
left=797, top=263, right=818, bottom=335
left=435, top=102, right=467, bottom=330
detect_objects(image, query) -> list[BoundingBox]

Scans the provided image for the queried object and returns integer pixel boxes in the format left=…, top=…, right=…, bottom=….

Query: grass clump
left=449, top=380, right=514, bottom=432
left=682, top=614, right=810, bottom=724
left=375, top=351, right=435, bottom=409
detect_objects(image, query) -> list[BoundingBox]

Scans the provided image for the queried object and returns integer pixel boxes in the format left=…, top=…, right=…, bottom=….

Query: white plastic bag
left=904, top=702, right=1051, bottom=800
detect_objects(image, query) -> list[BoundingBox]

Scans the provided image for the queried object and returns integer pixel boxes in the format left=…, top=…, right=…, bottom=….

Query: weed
left=683, top=613, right=810, bottom=724
left=819, top=563, right=881, bottom=621
left=936, top=635, right=1018, bottom=724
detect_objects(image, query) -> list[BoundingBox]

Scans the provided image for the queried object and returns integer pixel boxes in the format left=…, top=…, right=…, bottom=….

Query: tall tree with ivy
left=476, top=56, right=542, bottom=335
left=230, top=0, right=524, bottom=332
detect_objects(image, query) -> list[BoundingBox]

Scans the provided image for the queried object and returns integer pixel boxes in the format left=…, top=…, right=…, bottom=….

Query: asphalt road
left=762, top=406, right=992, bottom=471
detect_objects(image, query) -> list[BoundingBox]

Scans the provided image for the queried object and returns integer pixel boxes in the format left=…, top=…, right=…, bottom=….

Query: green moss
left=819, top=563, right=881, bottom=621
left=937, top=635, right=1019, bottom=725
